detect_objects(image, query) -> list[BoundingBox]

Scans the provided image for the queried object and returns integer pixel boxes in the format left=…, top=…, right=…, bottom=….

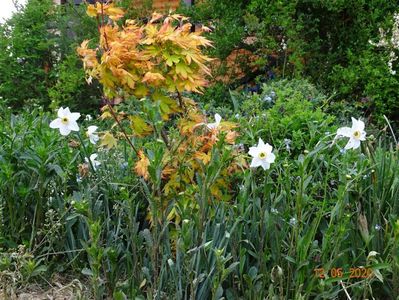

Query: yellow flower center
left=259, top=152, right=267, bottom=159
left=61, top=117, right=69, bottom=124
left=353, top=130, right=361, bottom=139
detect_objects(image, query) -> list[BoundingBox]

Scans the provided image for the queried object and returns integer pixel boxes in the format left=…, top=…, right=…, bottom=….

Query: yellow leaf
left=194, top=152, right=211, bottom=165
left=133, top=84, right=149, bottom=98
left=129, top=115, right=153, bottom=137
left=142, top=72, right=165, bottom=85
left=106, top=5, right=125, bottom=21
left=149, top=12, right=163, bottom=24
left=86, top=5, right=97, bottom=18
left=134, top=150, right=150, bottom=180
left=175, top=63, right=192, bottom=79
left=152, top=93, right=180, bottom=119
left=210, top=184, right=223, bottom=200
left=100, top=110, right=113, bottom=120
left=100, top=131, right=118, bottom=149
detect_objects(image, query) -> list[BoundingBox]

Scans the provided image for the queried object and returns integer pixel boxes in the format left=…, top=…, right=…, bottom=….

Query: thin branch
left=176, top=90, right=186, bottom=112
left=106, top=102, right=140, bottom=156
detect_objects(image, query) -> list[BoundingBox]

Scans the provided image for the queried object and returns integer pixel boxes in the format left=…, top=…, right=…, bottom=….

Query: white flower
left=284, top=138, right=292, bottom=151
left=263, top=96, right=272, bottom=103
left=271, top=208, right=279, bottom=214
left=85, top=114, right=93, bottom=121
left=85, top=153, right=101, bottom=171
left=49, top=107, right=80, bottom=136
left=335, top=117, right=366, bottom=150
left=248, top=138, right=276, bottom=170
left=207, top=113, right=222, bottom=130
left=289, top=217, right=297, bottom=226
left=86, top=126, right=99, bottom=144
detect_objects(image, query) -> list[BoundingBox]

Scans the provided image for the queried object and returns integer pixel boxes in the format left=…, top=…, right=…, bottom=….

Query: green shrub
left=233, top=79, right=335, bottom=157
left=0, top=0, right=101, bottom=112
left=184, top=0, right=399, bottom=124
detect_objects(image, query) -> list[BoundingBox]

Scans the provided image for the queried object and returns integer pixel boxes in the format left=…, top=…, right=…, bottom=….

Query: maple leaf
left=129, top=115, right=153, bottom=137
left=225, top=130, right=239, bottom=144
left=86, top=4, right=97, bottom=18
left=134, top=150, right=150, bottom=180
left=175, top=63, right=192, bottom=79
left=163, top=52, right=180, bottom=67
left=106, top=5, right=125, bottom=21
left=142, top=72, right=165, bottom=85
left=133, top=84, right=149, bottom=98
left=150, top=12, right=163, bottom=24
left=100, top=131, right=118, bottom=149
left=152, top=92, right=180, bottom=119
left=100, top=110, right=113, bottom=120
left=77, top=40, right=98, bottom=69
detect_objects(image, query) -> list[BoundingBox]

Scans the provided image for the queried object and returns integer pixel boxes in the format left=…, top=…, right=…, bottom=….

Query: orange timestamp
left=314, top=267, right=373, bottom=279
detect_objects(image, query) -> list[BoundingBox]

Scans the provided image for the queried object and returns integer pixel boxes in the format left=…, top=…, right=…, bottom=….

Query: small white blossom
left=263, top=96, right=272, bottom=103
left=120, top=162, right=128, bottom=170
left=85, top=114, right=93, bottom=121
left=86, top=126, right=99, bottom=144
left=49, top=107, right=80, bottom=136
left=271, top=208, right=279, bottom=214
left=248, top=138, right=276, bottom=170
left=289, top=217, right=297, bottom=226
left=207, top=113, right=222, bottom=130
left=85, top=153, right=101, bottom=171
left=284, top=138, right=292, bottom=151
left=374, top=224, right=382, bottom=231
left=335, top=117, right=366, bottom=150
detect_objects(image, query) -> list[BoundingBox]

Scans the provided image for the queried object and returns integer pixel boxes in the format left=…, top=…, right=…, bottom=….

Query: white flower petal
left=59, top=125, right=71, bottom=136
left=215, top=113, right=222, bottom=125
left=344, top=138, right=358, bottom=150
left=64, top=107, right=72, bottom=116
left=360, top=131, right=366, bottom=141
left=351, top=117, right=365, bottom=132
left=89, top=134, right=99, bottom=144
left=87, top=126, right=98, bottom=134
left=70, top=112, right=81, bottom=122
left=266, top=152, right=276, bottom=163
left=250, top=157, right=263, bottom=168
left=90, top=154, right=98, bottom=160
left=248, top=146, right=260, bottom=157
left=49, top=118, right=62, bottom=129
left=258, top=138, right=265, bottom=147
left=263, top=143, right=273, bottom=154
left=351, top=139, right=361, bottom=149
left=260, top=160, right=270, bottom=170
left=57, top=107, right=65, bottom=118
left=336, top=127, right=352, bottom=138
left=68, top=120, right=80, bottom=132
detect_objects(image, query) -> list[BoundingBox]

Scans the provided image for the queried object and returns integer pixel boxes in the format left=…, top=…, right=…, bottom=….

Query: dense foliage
left=0, top=0, right=100, bottom=111
left=180, top=0, right=399, bottom=125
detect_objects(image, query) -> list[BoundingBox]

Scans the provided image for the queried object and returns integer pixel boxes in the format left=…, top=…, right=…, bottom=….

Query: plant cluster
left=180, top=0, right=399, bottom=125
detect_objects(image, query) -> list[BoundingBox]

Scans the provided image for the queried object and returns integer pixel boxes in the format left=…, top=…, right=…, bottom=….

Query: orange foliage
left=78, top=9, right=213, bottom=108
left=212, top=49, right=259, bottom=84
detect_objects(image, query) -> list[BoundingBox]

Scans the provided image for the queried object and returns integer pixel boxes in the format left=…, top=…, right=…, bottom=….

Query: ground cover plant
left=0, top=1, right=399, bottom=299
